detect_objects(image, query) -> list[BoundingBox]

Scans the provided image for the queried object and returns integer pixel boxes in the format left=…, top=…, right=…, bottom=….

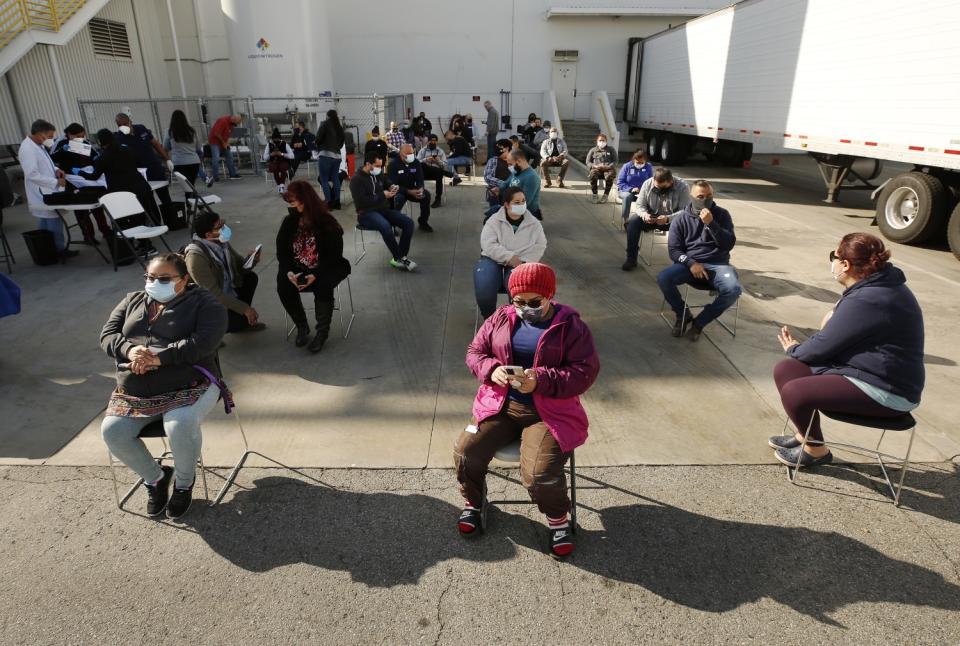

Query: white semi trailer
left=622, top=0, right=960, bottom=258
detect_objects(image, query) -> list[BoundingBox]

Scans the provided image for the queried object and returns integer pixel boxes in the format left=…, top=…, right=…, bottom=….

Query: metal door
left=552, top=61, right=577, bottom=119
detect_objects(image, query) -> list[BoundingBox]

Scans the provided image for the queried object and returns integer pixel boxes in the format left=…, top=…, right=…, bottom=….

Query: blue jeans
left=316, top=155, right=341, bottom=204
left=447, top=156, right=471, bottom=175
left=474, top=256, right=513, bottom=318
left=619, top=190, right=638, bottom=221
left=101, top=384, right=219, bottom=489
left=36, top=216, right=66, bottom=251
left=657, top=262, right=742, bottom=328
left=210, top=144, right=237, bottom=179
left=358, top=209, right=414, bottom=261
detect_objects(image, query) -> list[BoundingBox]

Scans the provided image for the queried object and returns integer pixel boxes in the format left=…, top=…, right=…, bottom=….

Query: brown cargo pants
left=453, top=399, right=570, bottom=518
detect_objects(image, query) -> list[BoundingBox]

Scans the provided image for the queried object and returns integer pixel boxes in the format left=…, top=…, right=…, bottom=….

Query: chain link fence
left=77, top=94, right=412, bottom=177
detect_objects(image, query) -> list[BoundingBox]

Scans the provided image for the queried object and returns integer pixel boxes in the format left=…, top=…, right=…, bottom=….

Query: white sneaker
left=401, top=257, right=418, bottom=272
left=599, top=194, right=608, bottom=204
left=591, top=194, right=599, bottom=204
left=279, top=184, right=286, bottom=194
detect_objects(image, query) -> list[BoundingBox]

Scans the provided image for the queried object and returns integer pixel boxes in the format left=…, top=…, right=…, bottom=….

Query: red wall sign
left=422, top=96, right=431, bottom=102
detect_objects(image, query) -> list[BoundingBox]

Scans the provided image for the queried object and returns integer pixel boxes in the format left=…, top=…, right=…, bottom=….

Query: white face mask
left=830, top=258, right=846, bottom=281
left=549, top=132, right=558, bottom=140
left=597, top=140, right=607, bottom=148
left=509, top=203, right=526, bottom=216
left=404, top=154, right=415, bottom=163
left=371, top=166, right=382, bottom=176
left=42, top=138, right=55, bottom=149
left=144, top=278, right=179, bottom=303
left=118, top=125, right=131, bottom=135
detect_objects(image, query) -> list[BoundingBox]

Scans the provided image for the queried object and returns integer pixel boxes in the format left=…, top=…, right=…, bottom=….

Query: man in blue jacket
left=657, top=180, right=741, bottom=341
left=389, top=143, right=433, bottom=232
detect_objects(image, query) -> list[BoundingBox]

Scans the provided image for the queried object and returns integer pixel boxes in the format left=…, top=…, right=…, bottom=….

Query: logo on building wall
left=250, top=37, right=282, bottom=59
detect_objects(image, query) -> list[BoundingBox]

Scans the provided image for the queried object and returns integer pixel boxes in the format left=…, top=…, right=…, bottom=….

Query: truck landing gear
left=810, top=153, right=882, bottom=203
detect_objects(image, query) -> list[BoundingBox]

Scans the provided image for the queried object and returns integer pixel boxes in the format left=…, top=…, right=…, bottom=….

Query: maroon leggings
left=774, top=358, right=902, bottom=442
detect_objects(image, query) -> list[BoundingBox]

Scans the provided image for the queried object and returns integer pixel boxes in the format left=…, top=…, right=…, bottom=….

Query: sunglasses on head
left=512, top=296, right=545, bottom=308
left=829, top=251, right=843, bottom=262
left=143, top=274, right=181, bottom=284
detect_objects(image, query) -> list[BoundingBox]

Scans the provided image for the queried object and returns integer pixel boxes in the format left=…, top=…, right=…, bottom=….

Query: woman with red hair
left=770, top=232, right=924, bottom=468
left=276, top=180, right=350, bottom=352
left=457, top=262, right=600, bottom=559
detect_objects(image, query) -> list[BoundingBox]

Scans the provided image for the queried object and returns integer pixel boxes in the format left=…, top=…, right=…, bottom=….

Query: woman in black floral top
left=276, top=180, right=351, bottom=352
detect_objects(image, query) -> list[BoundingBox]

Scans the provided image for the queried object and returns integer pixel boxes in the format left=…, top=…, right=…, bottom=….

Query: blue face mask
left=218, top=225, right=232, bottom=244
left=145, top=279, right=178, bottom=303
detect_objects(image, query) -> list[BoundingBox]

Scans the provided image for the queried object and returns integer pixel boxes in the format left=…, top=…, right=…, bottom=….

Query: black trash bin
left=22, top=229, right=59, bottom=266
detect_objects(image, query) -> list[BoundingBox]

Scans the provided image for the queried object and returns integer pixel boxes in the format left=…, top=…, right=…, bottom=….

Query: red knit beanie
left=508, top=262, right=556, bottom=299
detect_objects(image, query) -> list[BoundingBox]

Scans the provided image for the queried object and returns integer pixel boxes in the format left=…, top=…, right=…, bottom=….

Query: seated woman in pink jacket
left=456, top=262, right=600, bottom=559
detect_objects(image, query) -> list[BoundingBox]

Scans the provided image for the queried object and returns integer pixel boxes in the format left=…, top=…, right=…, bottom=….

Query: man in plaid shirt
left=386, top=121, right=406, bottom=152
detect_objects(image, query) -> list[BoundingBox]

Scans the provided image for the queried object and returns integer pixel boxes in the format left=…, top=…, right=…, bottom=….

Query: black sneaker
left=451, top=176, right=462, bottom=186
left=549, top=526, right=575, bottom=560
left=689, top=323, right=703, bottom=342
left=418, top=221, right=434, bottom=233
left=671, top=312, right=694, bottom=337
left=431, top=199, right=441, bottom=209
left=205, top=177, right=214, bottom=188
left=621, top=259, right=637, bottom=271
left=167, top=480, right=194, bottom=519
left=458, top=507, right=482, bottom=537
left=294, top=326, right=310, bottom=347
left=307, top=331, right=327, bottom=354
left=145, top=465, right=173, bottom=517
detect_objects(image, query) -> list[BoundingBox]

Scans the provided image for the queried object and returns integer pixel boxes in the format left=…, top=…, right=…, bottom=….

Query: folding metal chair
left=658, top=278, right=740, bottom=338
left=0, top=211, right=14, bottom=273
left=108, top=418, right=211, bottom=510
left=172, top=172, right=222, bottom=231
left=480, top=439, right=578, bottom=533
left=353, top=223, right=381, bottom=265
left=782, top=410, right=918, bottom=506
left=99, top=192, right=172, bottom=271
left=283, top=276, right=356, bottom=340
left=638, top=226, right=670, bottom=265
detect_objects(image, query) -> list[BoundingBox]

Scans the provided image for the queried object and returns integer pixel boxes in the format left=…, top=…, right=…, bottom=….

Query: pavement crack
left=433, top=565, right=454, bottom=646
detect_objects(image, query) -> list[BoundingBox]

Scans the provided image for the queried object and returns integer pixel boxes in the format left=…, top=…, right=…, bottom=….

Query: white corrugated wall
left=1, top=0, right=171, bottom=143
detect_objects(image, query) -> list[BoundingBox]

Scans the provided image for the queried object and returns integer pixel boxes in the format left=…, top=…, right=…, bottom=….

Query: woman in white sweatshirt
left=475, top=186, right=547, bottom=318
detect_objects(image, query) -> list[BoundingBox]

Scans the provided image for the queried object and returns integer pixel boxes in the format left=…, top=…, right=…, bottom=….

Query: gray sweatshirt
left=632, top=176, right=691, bottom=222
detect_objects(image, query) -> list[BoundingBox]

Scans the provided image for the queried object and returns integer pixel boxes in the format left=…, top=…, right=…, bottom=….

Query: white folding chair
left=638, top=226, right=670, bottom=265
left=99, top=192, right=172, bottom=271
left=172, top=172, right=222, bottom=230
left=283, top=276, right=356, bottom=341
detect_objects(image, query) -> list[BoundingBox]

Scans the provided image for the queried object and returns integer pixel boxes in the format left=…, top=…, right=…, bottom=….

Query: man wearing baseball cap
left=458, top=262, right=600, bottom=559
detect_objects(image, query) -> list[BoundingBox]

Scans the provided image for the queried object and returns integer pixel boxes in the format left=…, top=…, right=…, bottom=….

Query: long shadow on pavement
left=183, top=475, right=518, bottom=586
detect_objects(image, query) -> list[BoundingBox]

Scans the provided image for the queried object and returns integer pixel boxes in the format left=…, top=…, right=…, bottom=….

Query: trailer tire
left=660, top=133, right=688, bottom=165
left=947, top=202, right=960, bottom=261
left=647, top=132, right=662, bottom=162
left=875, top=172, right=948, bottom=244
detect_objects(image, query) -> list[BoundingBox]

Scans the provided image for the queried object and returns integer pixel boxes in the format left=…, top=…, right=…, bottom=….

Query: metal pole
left=246, top=96, right=261, bottom=176
left=165, top=0, right=189, bottom=102
left=129, top=0, right=156, bottom=99
left=46, top=45, right=72, bottom=127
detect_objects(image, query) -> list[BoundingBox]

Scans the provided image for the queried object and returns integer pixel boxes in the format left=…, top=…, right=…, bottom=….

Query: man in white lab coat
left=19, top=118, right=75, bottom=257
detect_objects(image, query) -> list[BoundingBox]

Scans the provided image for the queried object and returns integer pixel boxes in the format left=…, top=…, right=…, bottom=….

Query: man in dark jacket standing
left=389, top=144, right=433, bottom=232
left=349, top=152, right=417, bottom=271
left=288, top=121, right=314, bottom=179
left=657, top=179, right=740, bottom=341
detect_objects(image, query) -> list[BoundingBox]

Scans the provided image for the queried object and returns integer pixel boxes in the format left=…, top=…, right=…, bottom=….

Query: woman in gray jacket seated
left=100, top=253, right=228, bottom=519
left=475, top=187, right=547, bottom=319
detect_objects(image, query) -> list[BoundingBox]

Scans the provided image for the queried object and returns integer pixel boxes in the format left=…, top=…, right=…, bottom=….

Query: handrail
left=592, top=90, right=621, bottom=154
left=0, top=0, right=85, bottom=50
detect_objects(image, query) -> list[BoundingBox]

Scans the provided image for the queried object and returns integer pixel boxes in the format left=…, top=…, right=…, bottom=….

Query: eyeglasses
left=512, top=297, right=545, bottom=308
left=828, top=251, right=843, bottom=262
left=143, top=274, right=182, bottom=284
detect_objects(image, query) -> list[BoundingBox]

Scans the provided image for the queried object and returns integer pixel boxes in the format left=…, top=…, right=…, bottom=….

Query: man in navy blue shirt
left=389, top=143, right=433, bottom=232
left=657, top=179, right=741, bottom=342
left=114, top=112, right=172, bottom=207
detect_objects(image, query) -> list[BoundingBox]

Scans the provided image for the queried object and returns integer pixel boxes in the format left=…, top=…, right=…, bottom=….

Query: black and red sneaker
left=458, top=507, right=482, bottom=537
left=549, top=526, right=575, bottom=560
